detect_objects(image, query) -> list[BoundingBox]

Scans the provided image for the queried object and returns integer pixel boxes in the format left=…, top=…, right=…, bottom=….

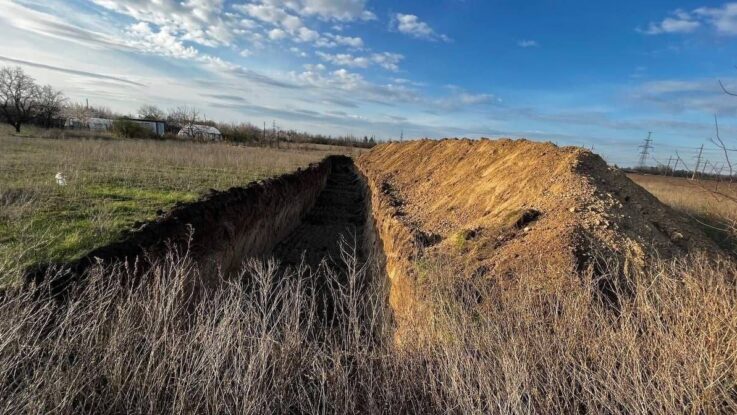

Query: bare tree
left=36, top=85, right=66, bottom=128
left=138, top=104, right=165, bottom=120
left=167, top=105, right=200, bottom=137
left=61, top=102, right=93, bottom=126
left=0, top=66, right=41, bottom=133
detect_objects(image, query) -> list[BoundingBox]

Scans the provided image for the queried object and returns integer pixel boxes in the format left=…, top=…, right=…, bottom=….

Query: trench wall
left=355, top=165, right=422, bottom=325
left=29, top=156, right=339, bottom=289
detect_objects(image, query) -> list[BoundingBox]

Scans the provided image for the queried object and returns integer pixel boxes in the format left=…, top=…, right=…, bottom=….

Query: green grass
left=0, top=126, right=347, bottom=284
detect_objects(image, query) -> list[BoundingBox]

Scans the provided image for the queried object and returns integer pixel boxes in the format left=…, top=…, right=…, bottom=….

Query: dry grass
left=629, top=174, right=737, bottom=250
left=1, top=136, right=736, bottom=413
left=0, top=246, right=735, bottom=414
left=0, top=126, right=358, bottom=282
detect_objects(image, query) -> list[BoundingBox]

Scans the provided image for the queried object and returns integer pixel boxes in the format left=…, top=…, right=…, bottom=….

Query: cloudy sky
left=2, top=0, right=737, bottom=166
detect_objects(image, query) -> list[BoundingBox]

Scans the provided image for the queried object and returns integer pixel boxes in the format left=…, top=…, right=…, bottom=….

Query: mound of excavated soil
left=358, top=139, right=715, bottom=311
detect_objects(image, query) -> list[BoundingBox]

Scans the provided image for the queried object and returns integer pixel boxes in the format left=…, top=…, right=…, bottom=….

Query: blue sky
left=2, top=0, right=737, bottom=166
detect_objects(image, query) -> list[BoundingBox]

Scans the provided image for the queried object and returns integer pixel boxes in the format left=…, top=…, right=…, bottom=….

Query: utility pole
left=400, top=129, right=404, bottom=142
left=638, top=132, right=653, bottom=168
left=692, top=144, right=704, bottom=180
left=272, top=120, right=277, bottom=147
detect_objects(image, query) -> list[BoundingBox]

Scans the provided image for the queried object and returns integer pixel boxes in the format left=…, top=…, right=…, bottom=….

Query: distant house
left=177, top=124, right=223, bottom=141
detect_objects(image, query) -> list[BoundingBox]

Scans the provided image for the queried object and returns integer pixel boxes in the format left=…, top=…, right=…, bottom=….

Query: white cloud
left=326, top=33, right=364, bottom=48
left=267, top=0, right=376, bottom=21
left=694, top=3, right=737, bottom=35
left=369, top=52, right=403, bottom=71
left=433, top=87, right=496, bottom=110
left=91, top=0, right=236, bottom=47
left=642, top=14, right=701, bottom=35
left=316, top=51, right=369, bottom=67
left=316, top=51, right=403, bottom=71
left=268, top=28, right=288, bottom=40
left=631, top=77, right=737, bottom=114
left=127, top=22, right=200, bottom=59
left=1, top=0, right=510, bottom=143
left=517, top=40, right=539, bottom=48
left=392, top=13, right=451, bottom=42
left=641, top=4, right=737, bottom=36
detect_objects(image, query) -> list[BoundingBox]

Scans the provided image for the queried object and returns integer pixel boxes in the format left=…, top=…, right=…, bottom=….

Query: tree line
left=0, top=65, right=377, bottom=148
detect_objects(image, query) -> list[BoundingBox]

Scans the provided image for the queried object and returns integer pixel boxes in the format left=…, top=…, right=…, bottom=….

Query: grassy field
left=629, top=173, right=737, bottom=250
left=0, top=138, right=736, bottom=412
left=0, top=126, right=359, bottom=282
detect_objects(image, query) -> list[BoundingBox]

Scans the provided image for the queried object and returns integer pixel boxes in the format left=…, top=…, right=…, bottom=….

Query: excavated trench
left=26, top=155, right=381, bottom=297
left=271, top=157, right=367, bottom=270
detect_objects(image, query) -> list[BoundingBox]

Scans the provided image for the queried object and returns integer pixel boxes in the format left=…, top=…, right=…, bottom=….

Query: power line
left=638, top=132, right=653, bottom=168
left=692, top=144, right=704, bottom=180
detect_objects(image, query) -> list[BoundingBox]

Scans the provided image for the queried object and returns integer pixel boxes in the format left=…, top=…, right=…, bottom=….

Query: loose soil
left=357, top=139, right=718, bottom=302
left=271, top=156, right=367, bottom=270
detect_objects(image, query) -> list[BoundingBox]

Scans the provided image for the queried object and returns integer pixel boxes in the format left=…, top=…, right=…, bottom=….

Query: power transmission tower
left=666, top=155, right=673, bottom=174
left=272, top=120, right=277, bottom=147
left=638, top=132, right=653, bottom=168
left=692, top=144, right=704, bottom=180
left=400, top=129, right=404, bottom=142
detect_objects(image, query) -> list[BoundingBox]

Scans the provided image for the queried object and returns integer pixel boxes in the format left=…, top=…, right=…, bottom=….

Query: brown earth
left=357, top=139, right=716, bottom=322
left=26, top=157, right=338, bottom=294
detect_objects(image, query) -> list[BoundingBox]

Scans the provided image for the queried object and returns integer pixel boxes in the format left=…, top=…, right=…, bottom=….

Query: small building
left=64, top=117, right=114, bottom=131
left=124, top=118, right=166, bottom=137
left=64, top=117, right=165, bottom=136
left=88, top=117, right=114, bottom=131
left=177, top=124, right=223, bottom=141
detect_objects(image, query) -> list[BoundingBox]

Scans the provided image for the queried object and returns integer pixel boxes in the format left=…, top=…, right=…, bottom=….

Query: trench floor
left=271, top=159, right=366, bottom=270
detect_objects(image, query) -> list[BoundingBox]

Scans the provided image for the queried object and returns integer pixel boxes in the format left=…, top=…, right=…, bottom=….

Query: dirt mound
left=357, top=139, right=715, bottom=314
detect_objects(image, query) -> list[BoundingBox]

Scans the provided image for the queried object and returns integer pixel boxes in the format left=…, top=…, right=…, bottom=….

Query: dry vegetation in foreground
left=629, top=173, right=737, bottom=250
left=0, top=246, right=735, bottom=413
left=0, top=126, right=360, bottom=283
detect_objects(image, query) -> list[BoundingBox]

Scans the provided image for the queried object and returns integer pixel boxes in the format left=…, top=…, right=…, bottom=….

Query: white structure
left=65, top=117, right=165, bottom=136
left=88, top=118, right=114, bottom=131
left=64, top=117, right=113, bottom=131
left=177, top=124, right=223, bottom=141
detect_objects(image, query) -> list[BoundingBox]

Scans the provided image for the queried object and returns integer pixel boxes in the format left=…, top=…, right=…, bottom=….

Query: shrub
left=112, top=119, right=154, bottom=139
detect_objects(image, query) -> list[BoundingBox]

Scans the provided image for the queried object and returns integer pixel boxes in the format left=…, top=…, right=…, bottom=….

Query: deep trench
left=270, top=157, right=367, bottom=270
left=24, top=156, right=381, bottom=301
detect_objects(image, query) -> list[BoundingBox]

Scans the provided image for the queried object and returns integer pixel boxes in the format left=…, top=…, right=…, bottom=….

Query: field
left=0, top=137, right=736, bottom=413
left=0, top=126, right=361, bottom=283
left=629, top=173, right=737, bottom=250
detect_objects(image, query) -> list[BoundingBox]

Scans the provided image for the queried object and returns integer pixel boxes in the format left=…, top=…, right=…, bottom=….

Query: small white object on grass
left=55, top=172, right=67, bottom=186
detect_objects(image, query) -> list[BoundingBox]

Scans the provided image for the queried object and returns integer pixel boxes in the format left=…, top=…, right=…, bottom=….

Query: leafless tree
left=167, top=105, right=200, bottom=137
left=0, top=66, right=41, bottom=133
left=36, top=85, right=66, bottom=128
left=138, top=104, right=165, bottom=121
left=61, top=102, right=93, bottom=125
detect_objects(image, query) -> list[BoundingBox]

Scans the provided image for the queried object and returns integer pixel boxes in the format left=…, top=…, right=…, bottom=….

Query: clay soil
left=358, top=139, right=716, bottom=287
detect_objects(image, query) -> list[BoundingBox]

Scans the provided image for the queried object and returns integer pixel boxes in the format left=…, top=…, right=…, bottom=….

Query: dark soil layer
left=271, top=157, right=367, bottom=270
left=25, top=157, right=337, bottom=294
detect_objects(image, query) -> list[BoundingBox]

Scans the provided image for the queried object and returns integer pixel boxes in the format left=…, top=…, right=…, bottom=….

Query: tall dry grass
left=629, top=174, right=737, bottom=248
left=1, top=245, right=735, bottom=414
